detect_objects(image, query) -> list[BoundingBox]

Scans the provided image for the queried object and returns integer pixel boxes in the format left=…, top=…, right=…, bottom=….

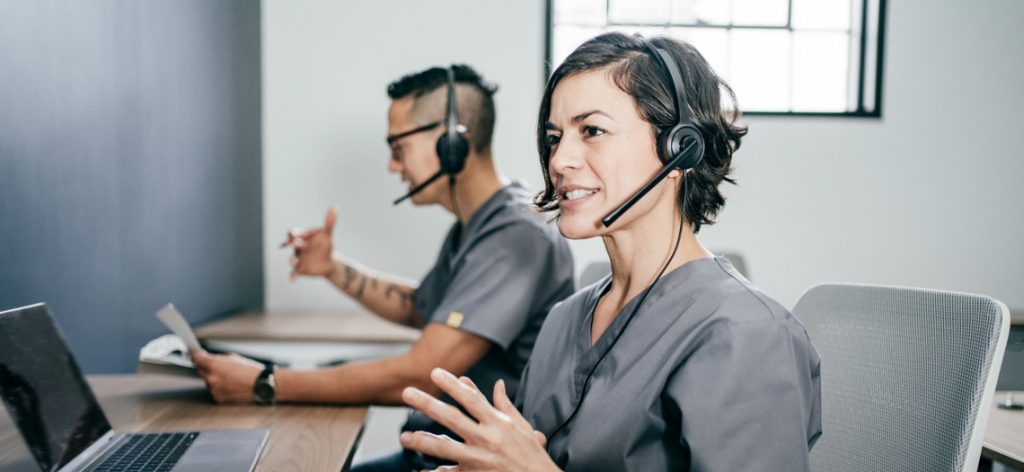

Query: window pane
left=792, top=31, right=850, bottom=112
left=669, top=0, right=731, bottom=25
left=554, top=0, right=608, bottom=26
left=731, top=0, right=789, bottom=27
left=552, top=26, right=604, bottom=70
left=792, top=0, right=852, bottom=30
left=551, top=0, right=884, bottom=115
left=670, top=27, right=731, bottom=80
left=730, top=29, right=791, bottom=111
left=608, top=0, right=669, bottom=24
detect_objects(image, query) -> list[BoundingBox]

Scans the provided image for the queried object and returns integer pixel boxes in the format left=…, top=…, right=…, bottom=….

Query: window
left=547, top=0, right=887, bottom=116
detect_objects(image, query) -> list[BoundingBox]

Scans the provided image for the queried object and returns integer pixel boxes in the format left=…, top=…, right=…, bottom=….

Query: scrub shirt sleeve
left=665, top=320, right=820, bottom=472
left=425, top=222, right=559, bottom=350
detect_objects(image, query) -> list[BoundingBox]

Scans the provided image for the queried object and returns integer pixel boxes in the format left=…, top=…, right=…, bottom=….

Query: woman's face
left=545, top=68, right=679, bottom=240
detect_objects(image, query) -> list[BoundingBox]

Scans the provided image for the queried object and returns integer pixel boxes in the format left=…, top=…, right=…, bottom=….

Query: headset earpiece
left=663, top=124, right=704, bottom=170
left=437, top=132, right=469, bottom=175
left=437, top=66, right=469, bottom=175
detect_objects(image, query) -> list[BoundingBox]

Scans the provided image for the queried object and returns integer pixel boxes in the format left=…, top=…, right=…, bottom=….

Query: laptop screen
left=0, top=304, right=112, bottom=471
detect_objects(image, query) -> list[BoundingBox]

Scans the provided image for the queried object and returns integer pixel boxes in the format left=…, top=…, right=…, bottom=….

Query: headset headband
left=642, top=42, right=691, bottom=126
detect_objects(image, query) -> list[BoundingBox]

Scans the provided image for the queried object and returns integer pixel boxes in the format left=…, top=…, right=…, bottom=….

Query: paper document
left=138, top=334, right=196, bottom=377
left=155, top=303, right=202, bottom=352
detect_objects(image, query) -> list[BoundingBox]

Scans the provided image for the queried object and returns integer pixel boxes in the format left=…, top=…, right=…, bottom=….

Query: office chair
left=794, top=283, right=1009, bottom=472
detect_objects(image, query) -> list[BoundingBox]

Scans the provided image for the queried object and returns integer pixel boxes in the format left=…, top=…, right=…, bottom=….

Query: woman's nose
left=548, top=138, right=583, bottom=175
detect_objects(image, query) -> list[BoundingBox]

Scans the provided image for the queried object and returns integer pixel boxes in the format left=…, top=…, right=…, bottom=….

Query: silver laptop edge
left=58, top=429, right=270, bottom=472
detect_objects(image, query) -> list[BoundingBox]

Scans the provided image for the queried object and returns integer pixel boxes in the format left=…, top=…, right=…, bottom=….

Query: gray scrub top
left=517, top=256, right=822, bottom=471
left=403, top=181, right=576, bottom=435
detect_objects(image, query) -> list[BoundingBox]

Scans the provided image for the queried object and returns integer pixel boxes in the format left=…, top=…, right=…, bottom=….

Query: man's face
left=387, top=97, right=447, bottom=205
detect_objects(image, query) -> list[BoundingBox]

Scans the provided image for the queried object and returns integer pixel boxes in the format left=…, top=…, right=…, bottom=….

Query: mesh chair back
left=794, top=284, right=1009, bottom=472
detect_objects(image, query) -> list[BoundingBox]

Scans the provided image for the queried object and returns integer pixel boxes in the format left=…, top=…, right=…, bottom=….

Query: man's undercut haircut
left=387, top=64, right=499, bottom=154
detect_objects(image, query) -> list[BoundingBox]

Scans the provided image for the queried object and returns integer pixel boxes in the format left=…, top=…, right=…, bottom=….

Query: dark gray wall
left=0, top=1, right=263, bottom=373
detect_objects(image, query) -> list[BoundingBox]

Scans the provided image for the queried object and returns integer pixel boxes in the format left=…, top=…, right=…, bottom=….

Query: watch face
left=254, top=379, right=275, bottom=404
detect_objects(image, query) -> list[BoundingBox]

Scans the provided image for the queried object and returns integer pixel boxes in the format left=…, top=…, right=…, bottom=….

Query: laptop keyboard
left=93, top=432, right=200, bottom=472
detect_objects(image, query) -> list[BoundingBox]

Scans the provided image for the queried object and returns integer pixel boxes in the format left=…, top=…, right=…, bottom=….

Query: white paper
left=155, top=303, right=202, bottom=352
left=138, top=334, right=197, bottom=377
left=139, top=334, right=194, bottom=366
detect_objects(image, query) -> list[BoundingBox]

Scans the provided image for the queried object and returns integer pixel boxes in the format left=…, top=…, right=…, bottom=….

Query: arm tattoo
left=385, top=283, right=414, bottom=307
left=342, top=264, right=357, bottom=290
left=355, top=274, right=369, bottom=299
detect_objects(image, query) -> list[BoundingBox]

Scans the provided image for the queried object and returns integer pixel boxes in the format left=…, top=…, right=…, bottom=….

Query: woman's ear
left=667, top=168, right=683, bottom=179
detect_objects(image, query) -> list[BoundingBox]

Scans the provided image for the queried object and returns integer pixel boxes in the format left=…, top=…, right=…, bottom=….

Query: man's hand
left=285, top=207, right=338, bottom=281
left=192, top=350, right=264, bottom=404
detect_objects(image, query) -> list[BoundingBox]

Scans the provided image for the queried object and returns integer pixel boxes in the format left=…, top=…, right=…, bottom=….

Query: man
left=192, top=64, right=575, bottom=471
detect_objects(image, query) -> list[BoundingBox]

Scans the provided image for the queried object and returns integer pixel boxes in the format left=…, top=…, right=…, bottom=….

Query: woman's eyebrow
left=546, top=110, right=613, bottom=132
left=572, top=110, right=612, bottom=123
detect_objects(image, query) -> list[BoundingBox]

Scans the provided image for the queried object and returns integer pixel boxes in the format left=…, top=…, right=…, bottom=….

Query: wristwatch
left=253, top=364, right=276, bottom=405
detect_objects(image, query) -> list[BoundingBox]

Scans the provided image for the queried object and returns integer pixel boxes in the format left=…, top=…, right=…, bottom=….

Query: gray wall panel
left=0, top=0, right=263, bottom=373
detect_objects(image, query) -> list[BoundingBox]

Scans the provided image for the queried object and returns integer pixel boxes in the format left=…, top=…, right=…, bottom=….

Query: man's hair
left=387, top=64, right=499, bottom=154
left=534, top=33, right=748, bottom=233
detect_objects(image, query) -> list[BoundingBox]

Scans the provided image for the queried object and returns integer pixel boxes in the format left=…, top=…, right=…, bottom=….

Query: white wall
left=699, top=0, right=1024, bottom=307
left=264, top=0, right=1024, bottom=311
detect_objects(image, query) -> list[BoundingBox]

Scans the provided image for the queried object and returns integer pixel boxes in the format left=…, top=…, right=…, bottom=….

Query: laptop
left=0, top=303, right=269, bottom=472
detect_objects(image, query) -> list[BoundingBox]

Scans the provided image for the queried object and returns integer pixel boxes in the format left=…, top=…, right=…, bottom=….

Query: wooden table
left=983, top=391, right=1024, bottom=469
left=0, top=375, right=367, bottom=472
left=193, top=309, right=421, bottom=369
left=196, top=309, right=420, bottom=343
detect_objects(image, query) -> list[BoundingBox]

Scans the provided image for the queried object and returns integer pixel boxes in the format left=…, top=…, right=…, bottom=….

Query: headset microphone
left=392, top=169, right=446, bottom=205
left=600, top=138, right=698, bottom=227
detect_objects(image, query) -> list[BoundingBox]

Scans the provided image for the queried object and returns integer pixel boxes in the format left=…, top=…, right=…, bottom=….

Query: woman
left=398, top=33, right=822, bottom=471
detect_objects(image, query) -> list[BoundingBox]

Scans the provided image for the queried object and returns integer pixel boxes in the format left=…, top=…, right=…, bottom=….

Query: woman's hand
left=400, top=368, right=560, bottom=472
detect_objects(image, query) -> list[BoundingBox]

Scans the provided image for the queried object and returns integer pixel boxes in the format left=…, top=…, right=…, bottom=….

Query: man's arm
left=322, top=257, right=421, bottom=327
left=194, top=323, right=492, bottom=405
left=276, top=323, right=490, bottom=404
left=285, top=207, right=421, bottom=327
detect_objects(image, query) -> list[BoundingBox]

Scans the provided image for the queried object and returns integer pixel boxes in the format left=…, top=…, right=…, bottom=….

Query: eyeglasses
left=386, top=121, right=442, bottom=161
left=386, top=121, right=443, bottom=145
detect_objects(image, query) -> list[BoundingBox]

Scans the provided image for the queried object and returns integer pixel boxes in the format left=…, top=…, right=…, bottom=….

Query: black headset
left=393, top=66, right=470, bottom=205
left=600, top=42, right=706, bottom=227
left=437, top=66, right=470, bottom=176
left=546, top=40, right=703, bottom=461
